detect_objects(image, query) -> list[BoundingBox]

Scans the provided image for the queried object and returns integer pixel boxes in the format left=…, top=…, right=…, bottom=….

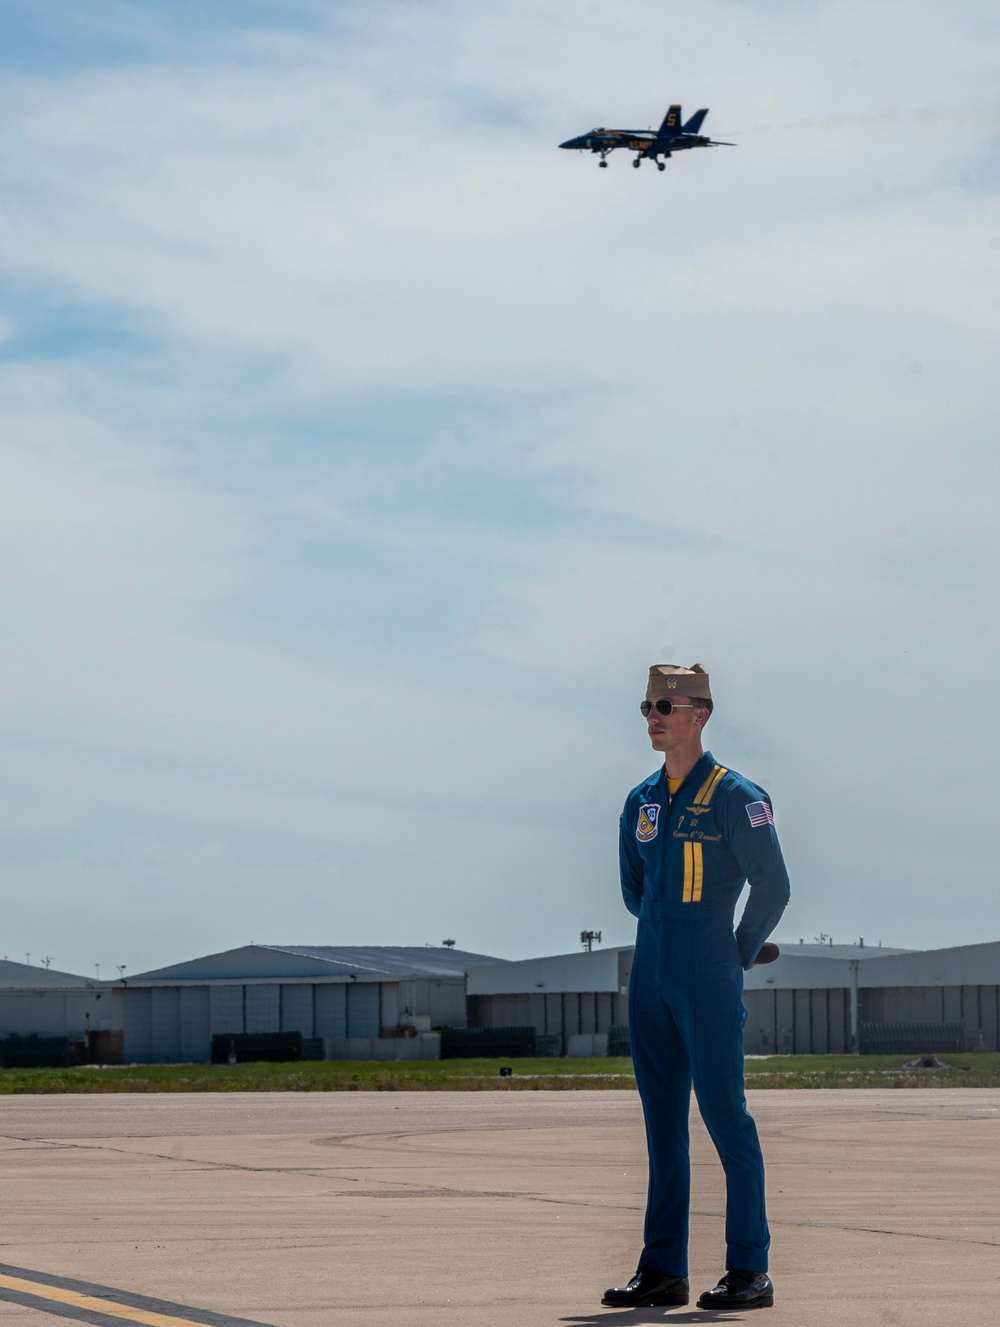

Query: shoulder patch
left=636, top=804, right=660, bottom=842
left=745, top=800, right=774, bottom=828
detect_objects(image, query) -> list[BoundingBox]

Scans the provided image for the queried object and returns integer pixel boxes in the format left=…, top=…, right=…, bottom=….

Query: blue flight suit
left=619, top=749, right=790, bottom=1277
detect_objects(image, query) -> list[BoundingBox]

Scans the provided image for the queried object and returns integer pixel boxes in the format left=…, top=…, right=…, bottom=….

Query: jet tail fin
left=682, top=108, right=708, bottom=134
left=658, top=104, right=682, bottom=136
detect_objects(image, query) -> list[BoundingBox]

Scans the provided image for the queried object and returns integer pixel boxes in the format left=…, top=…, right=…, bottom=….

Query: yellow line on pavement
left=0, top=1273, right=216, bottom=1327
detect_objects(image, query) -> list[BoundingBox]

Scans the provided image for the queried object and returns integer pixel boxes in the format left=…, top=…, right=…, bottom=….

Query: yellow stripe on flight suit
left=682, top=841, right=704, bottom=903
left=683, top=766, right=724, bottom=902
left=693, top=764, right=727, bottom=806
left=691, top=842, right=703, bottom=901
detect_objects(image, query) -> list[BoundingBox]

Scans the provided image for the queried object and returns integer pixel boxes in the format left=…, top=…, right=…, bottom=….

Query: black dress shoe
left=602, top=1269, right=689, bottom=1307
left=696, top=1268, right=774, bottom=1309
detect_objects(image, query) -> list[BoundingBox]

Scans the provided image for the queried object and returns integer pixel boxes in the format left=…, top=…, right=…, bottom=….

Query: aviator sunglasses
left=640, top=699, right=697, bottom=717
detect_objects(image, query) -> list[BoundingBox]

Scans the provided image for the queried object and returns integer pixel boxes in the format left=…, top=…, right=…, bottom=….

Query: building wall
left=379, top=983, right=398, bottom=1030
left=125, top=989, right=153, bottom=1061
left=314, top=984, right=347, bottom=1039
left=245, top=984, right=279, bottom=1035
left=858, top=941, right=1000, bottom=988
left=121, top=976, right=468, bottom=1063
left=617, top=950, right=633, bottom=996
left=467, top=947, right=622, bottom=997
left=346, top=983, right=380, bottom=1038
left=468, top=990, right=624, bottom=1044
left=743, top=985, right=1000, bottom=1055
left=426, top=979, right=467, bottom=1029
left=281, top=984, right=313, bottom=1036
left=149, top=988, right=181, bottom=1062
left=210, top=985, right=243, bottom=1035
left=744, top=988, right=851, bottom=1055
left=179, top=987, right=210, bottom=1061
left=396, top=977, right=468, bottom=1027
left=0, top=988, right=119, bottom=1039
left=860, top=984, right=1000, bottom=1048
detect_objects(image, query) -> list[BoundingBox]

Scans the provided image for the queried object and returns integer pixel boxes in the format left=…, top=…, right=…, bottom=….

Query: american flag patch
left=745, top=800, right=774, bottom=828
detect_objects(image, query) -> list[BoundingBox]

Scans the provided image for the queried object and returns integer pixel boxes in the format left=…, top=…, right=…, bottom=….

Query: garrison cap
left=646, top=662, right=712, bottom=701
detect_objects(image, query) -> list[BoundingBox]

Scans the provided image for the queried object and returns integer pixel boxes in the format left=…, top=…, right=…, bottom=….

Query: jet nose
left=559, top=137, right=582, bottom=149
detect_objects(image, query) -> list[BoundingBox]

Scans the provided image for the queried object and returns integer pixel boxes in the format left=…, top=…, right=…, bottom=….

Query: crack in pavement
left=4, top=1136, right=998, bottom=1247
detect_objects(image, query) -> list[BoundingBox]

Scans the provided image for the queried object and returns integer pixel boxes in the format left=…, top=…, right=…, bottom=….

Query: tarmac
left=1, top=1088, right=999, bottom=1327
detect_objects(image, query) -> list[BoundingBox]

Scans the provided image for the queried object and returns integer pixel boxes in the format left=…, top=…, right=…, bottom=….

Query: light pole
left=848, top=959, right=860, bottom=1055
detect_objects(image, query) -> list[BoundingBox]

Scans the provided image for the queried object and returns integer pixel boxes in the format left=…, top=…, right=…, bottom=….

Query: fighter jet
left=559, top=103, right=734, bottom=170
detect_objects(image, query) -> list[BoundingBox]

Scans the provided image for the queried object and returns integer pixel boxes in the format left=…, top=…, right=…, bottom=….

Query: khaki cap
left=646, top=662, right=712, bottom=701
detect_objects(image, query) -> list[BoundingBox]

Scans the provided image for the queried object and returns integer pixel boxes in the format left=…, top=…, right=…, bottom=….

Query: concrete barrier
left=323, top=1033, right=440, bottom=1061
left=566, top=1033, right=608, bottom=1057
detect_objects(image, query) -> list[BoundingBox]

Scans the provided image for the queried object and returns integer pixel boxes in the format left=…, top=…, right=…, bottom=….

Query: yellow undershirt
left=666, top=776, right=683, bottom=796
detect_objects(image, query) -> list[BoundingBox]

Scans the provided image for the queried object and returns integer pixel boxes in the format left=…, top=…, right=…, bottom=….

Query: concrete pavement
left=0, top=1089, right=998, bottom=1326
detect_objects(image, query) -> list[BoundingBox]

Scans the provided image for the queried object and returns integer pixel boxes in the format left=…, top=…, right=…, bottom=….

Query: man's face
left=644, top=696, right=706, bottom=752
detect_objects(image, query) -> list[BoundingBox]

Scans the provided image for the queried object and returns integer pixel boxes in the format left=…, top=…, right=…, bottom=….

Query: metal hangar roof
left=128, top=944, right=505, bottom=984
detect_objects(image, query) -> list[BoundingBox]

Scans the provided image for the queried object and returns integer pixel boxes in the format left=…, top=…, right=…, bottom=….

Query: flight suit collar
left=664, top=749, right=717, bottom=795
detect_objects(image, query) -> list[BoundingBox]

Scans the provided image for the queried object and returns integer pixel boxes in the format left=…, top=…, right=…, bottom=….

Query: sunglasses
left=640, top=699, right=697, bottom=717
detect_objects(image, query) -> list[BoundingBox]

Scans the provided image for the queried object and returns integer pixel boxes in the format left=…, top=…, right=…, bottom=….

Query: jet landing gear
left=632, top=157, right=641, bottom=168
left=657, top=161, right=666, bottom=171
left=599, top=158, right=608, bottom=167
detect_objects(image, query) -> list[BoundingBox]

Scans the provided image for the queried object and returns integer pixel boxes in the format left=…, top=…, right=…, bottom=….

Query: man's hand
left=752, top=942, right=780, bottom=968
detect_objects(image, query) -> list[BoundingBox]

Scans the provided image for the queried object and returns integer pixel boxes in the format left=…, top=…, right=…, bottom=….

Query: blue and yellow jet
left=559, top=103, right=734, bottom=170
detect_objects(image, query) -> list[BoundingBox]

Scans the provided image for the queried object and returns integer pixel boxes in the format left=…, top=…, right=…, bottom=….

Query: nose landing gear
left=632, top=157, right=641, bottom=169
left=599, top=159, right=608, bottom=167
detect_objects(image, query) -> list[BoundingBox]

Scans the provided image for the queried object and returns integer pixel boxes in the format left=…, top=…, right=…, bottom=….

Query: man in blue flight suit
left=603, top=663, right=790, bottom=1312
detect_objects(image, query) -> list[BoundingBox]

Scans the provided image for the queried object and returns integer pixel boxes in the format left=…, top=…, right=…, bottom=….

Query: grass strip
left=3, top=1053, right=1000, bottom=1093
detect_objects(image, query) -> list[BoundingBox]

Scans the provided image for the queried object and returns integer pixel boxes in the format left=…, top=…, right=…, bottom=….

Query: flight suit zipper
left=660, top=770, right=680, bottom=904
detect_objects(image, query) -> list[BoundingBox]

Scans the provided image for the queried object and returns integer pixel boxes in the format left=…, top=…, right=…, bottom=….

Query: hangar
left=742, top=941, right=911, bottom=1054
left=121, top=944, right=502, bottom=1064
left=4, top=937, right=1000, bottom=1063
left=745, top=939, right=1000, bottom=1054
left=469, top=939, right=1000, bottom=1056
left=466, top=946, right=633, bottom=1054
left=0, top=959, right=120, bottom=1063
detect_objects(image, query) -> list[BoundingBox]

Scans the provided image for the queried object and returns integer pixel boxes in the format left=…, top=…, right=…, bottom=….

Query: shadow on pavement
left=561, top=1312, right=743, bottom=1325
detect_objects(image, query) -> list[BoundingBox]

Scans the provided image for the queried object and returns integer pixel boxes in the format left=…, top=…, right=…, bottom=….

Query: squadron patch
left=636, top=803, right=661, bottom=842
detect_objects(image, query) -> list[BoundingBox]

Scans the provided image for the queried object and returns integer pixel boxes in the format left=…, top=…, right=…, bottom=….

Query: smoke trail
left=730, top=106, right=1000, bottom=140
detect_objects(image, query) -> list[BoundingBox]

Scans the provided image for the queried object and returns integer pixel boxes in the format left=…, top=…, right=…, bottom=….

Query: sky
left=1, top=0, right=998, bottom=977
